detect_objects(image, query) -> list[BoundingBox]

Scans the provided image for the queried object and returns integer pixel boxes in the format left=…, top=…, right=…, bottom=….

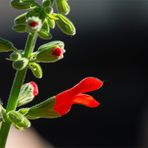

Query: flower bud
left=14, top=13, right=27, bottom=24
left=42, top=0, right=53, bottom=7
left=36, top=41, right=65, bottom=63
left=0, top=38, right=16, bottom=52
left=17, top=81, right=39, bottom=107
left=56, top=14, right=76, bottom=36
left=9, top=51, right=22, bottom=61
left=29, top=62, right=43, bottom=79
left=7, top=111, right=31, bottom=130
left=13, top=24, right=27, bottom=33
left=56, top=0, right=70, bottom=15
left=12, top=57, right=29, bottom=71
left=26, top=17, right=42, bottom=32
left=11, top=0, right=35, bottom=10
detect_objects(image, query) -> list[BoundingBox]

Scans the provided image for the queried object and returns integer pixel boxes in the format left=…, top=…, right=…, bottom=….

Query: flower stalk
left=0, top=33, right=38, bottom=148
left=0, top=1, right=103, bottom=148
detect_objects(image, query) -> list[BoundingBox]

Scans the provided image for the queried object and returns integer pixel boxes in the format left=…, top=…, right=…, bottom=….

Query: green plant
left=0, top=1, right=103, bottom=147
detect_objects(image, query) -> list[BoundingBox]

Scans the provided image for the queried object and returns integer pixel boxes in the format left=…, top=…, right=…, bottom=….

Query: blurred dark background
left=1, top=0, right=148, bottom=147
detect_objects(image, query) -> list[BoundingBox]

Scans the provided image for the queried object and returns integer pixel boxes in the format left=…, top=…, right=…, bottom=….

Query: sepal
left=7, top=111, right=31, bottom=130
left=9, top=51, right=22, bottom=61
left=12, top=57, right=29, bottom=71
left=12, top=24, right=27, bottom=33
left=25, top=96, right=61, bottom=119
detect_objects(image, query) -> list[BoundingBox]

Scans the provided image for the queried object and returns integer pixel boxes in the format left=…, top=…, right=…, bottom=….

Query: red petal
left=29, top=81, right=39, bottom=96
left=54, top=77, right=103, bottom=115
left=73, top=94, right=100, bottom=108
left=52, top=47, right=62, bottom=57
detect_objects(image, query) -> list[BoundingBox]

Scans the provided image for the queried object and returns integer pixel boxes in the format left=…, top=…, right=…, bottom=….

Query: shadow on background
left=0, top=0, right=148, bottom=147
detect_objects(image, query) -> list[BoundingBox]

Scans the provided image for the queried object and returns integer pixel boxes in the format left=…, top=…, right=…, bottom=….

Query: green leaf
left=29, top=62, right=43, bottom=79
left=14, top=13, right=27, bottom=24
left=7, top=111, right=31, bottom=130
left=0, top=37, right=17, bottom=52
left=56, top=0, right=70, bottom=15
left=11, top=0, right=35, bottom=10
left=56, top=14, right=76, bottom=36
left=25, top=96, right=61, bottom=119
left=12, top=24, right=27, bottom=33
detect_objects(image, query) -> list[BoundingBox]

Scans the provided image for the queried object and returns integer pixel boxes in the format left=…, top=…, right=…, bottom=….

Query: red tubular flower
left=54, top=77, right=103, bottom=115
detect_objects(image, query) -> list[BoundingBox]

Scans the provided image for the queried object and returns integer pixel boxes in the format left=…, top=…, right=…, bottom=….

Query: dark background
left=1, top=0, right=148, bottom=147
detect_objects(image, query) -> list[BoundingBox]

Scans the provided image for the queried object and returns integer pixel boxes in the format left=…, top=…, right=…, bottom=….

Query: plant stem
left=0, top=33, right=38, bottom=148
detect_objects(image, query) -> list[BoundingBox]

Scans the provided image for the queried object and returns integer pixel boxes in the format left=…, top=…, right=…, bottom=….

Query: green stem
left=0, top=33, right=38, bottom=148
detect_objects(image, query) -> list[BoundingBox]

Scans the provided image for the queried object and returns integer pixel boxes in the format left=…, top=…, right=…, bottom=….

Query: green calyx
left=0, top=38, right=17, bottom=52
left=12, top=57, right=29, bottom=71
left=7, top=111, right=31, bottom=130
left=25, top=96, right=61, bottom=119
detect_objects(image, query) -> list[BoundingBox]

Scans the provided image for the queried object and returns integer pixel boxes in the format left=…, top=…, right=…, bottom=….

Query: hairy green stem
left=0, top=33, right=38, bottom=148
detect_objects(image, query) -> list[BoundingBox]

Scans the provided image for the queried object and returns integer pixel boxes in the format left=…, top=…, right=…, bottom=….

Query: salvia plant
left=0, top=0, right=103, bottom=147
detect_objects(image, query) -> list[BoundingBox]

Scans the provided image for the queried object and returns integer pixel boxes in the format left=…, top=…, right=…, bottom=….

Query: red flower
left=54, top=77, right=103, bottom=115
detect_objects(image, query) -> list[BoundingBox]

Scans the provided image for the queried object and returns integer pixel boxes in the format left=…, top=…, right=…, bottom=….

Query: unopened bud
left=17, top=81, right=39, bottom=107
left=56, top=14, right=76, bottom=36
left=26, top=17, right=42, bottom=32
left=56, top=0, right=70, bottom=15
left=36, top=41, right=65, bottom=63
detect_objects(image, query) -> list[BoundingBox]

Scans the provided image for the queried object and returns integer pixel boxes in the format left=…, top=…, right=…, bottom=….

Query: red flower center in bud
left=52, top=47, right=62, bottom=57
left=29, top=21, right=39, bottom=27
left=29, top=81, right=39, bottom=96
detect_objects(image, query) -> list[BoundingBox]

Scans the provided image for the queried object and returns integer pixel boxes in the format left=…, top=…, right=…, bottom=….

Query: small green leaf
left=56, top=0, right=70, bottom=15
left=29, top=62, right=43, bottom=79
left=14, top=13, right=27, bottom=24
left=56, top=14, right=76, bottom=36
left=7, top=111, right=31, bottom=130
left=0, top=37, right=17, bottom=52
left=26, top=96, right=61, bottom=119
left=12, top=24, right=27, bottom=33
left=11, top=0, right=35, bottom=10
left=42, top=20, right=50, bottom=32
